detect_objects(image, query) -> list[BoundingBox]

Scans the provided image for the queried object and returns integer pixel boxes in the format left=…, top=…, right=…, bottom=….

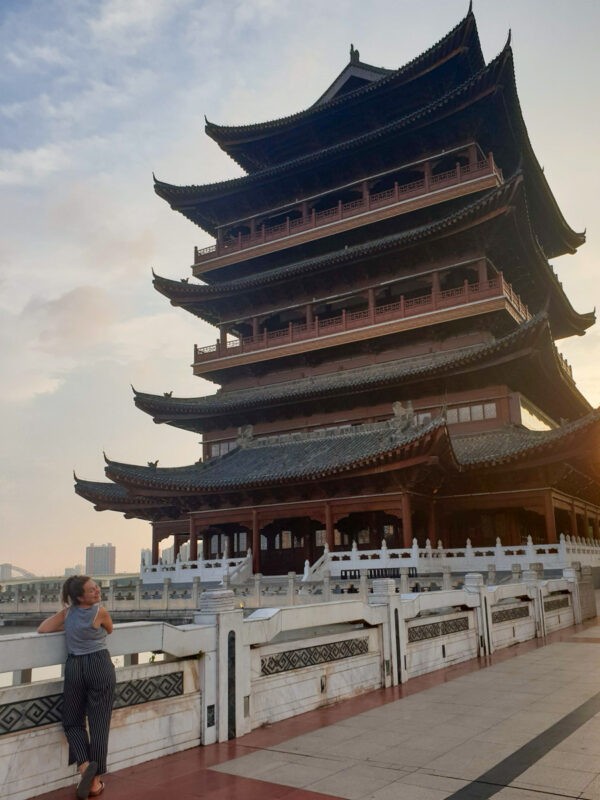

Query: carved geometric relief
left=0, top=692, right=63, bottom=735
left=261, top=638, right=368, bottom=676
left=113, top=671, right=183, bottom=708
left=0, top=671, right=184, bottom=736
left=491, top=606, right=529, bottom=624
left=408, top=616, right=469, bottom=643
left=544, top=596, right=570, bottom=612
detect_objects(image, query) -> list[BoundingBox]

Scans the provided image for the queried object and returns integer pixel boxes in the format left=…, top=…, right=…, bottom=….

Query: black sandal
left=76, top=762, right=98, bottom=800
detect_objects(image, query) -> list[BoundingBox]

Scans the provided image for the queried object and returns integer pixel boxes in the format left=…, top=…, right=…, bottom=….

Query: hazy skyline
left=1, top=0, right=599, bottom=575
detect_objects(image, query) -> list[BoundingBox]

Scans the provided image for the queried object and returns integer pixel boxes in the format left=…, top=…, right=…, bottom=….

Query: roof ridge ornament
left=350, top=43, right=360, bottom=64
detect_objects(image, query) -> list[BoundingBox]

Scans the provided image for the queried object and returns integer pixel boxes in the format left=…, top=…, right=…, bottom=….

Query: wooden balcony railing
left=194, top=155, right=503, bottom=264
left=193, top=275, right=530, bottom=365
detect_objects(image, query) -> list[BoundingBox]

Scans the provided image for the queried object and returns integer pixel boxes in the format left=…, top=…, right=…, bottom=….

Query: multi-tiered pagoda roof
left=76, top=8, right=600, bottom=569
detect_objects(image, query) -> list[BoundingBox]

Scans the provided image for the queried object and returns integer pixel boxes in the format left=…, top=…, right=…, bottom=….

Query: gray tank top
left=64, top=604, right=108, bottom=655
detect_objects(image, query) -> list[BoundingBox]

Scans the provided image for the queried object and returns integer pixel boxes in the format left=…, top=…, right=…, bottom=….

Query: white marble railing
left=140, top=552, right=250, bottom=584
left=305, top=534, right=600, bottom=580
left=1, top=570, right=595, bottom=800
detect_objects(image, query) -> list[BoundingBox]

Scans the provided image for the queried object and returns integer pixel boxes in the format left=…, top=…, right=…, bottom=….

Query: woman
left=38, top=575, right=115, bottom=799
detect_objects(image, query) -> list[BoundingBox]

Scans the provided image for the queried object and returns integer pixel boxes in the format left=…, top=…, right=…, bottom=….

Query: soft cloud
left=0, top=143, right=71, bottom=185
left=25, top=286, right=119, bottom=355
left=6, top=42, right=73, bottom=71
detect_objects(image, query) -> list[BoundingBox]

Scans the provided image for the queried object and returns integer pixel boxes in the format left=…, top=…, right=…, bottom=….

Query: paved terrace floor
left=40, top=619, right=600, bottom=800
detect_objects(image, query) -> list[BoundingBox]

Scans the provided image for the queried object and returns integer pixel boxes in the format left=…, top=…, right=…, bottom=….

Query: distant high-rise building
left=64, top=564, right=85, bottom=577
left=85, top=543, right=116, bottom=575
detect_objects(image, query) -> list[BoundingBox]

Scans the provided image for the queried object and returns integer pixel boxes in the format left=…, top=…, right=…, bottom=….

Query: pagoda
left=76, top=7, right=600, bottom=576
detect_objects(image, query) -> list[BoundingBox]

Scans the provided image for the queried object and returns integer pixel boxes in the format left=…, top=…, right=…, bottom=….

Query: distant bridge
left=0, top=564, right=36, bottom=580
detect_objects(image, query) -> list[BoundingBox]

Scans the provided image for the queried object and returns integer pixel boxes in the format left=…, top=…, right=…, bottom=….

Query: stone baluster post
left=163, top=577, right=171, bottom=611
left=369, top=579, right=400, bottom=686
left=253, top=573, right=262, bottom=608
left=359, top=570, right=368, bottom=600
left=192, top=576, right=201, bottom=609
left=287, top=572, right=296, bottom=606
left=511, top=564, right=522, bottom=583
left=487, top=564, right=496, bottom=586
left=441, top=566, right=452, bottom=591
left=399, top=567, right=410, bottom=594
left=463, top=573, right=490, bottom=656
left=322, top=569, right=331, bottom=602
left=194, top=589, right=247, bottom=744
left=523, top=566, right=544, bottom=638
left=562, top=566, right=582, bottom=625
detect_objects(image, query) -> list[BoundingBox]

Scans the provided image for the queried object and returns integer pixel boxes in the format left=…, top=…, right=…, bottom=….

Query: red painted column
left=570, top=502, right=578, bottom=538
left=428, top=501, right=437, bottom=544
left=401, top=492, right=413, bottom=548
left=252, top=510, right=260, bottom=573
left=325, top=503, right=334, bottom=550
left=151, top=526, right=159, bottom=565
left=189, top=524, right=198, bottom=561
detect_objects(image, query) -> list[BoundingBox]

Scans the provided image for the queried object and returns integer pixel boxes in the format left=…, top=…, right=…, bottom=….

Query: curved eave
left=506, top=183, right=593, bottom=337
left=153, top=45, right=509, bottom=233
left=152, top=272, right=221, bottom=325
left=153, top=174, right=592, bottom=337
left=103, top=419, right=450, bottom=495
left=133, top=314, right=591, bottom=433
left=157, top=44, right=583, bottom=258
left=152, top=175, right=522, bottom=320
left=495, top=47, right=585, bottom=258
left=205, top=9, right=484, bottom=170
left=454, top=409, right=600, bottom=470
left=74, top=477, right=175, bottom=518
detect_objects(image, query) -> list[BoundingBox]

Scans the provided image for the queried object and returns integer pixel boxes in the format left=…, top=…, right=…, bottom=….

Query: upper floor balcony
left=193, top=149, right=504, bottom=273
left=193, top=273, right=531, bottom=374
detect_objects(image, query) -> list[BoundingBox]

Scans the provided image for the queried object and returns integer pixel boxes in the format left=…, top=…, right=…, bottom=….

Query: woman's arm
left=97, top=606, right=114, bottom=634
left=37, top=608, right=67, bottom=633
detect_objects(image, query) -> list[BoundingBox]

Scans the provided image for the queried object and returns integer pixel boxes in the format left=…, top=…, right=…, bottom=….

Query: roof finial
left=350, top=43, right=360, bottom=64
left=467, top=0, right=473, bottom=14
left=506, top=28, right=512, bottom=47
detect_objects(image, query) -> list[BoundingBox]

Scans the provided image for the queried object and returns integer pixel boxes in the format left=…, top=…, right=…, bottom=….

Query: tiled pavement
left=40, top=617, right=600, bottom=800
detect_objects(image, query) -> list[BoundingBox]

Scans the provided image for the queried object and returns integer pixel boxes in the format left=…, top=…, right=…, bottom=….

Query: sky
left=1, top=0, right=599, bottom=577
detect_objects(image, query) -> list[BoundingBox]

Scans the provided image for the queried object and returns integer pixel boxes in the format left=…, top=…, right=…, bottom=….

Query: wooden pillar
left=368, top=287, right=375, bottom=323
left=401, top=492, right=413, bottom=547
left=173, top=535, right=182, bottom=561
left=252, top=510, right=260, bottom=573
left=151, top=526, right=160, bottom=565
left=219, top=326, right=227, bottom=346
left=325, top=503, right=334, bottom=550
left=570, top=503, right=578, bottom=538
left=431, top=271, right=440, bottom=308
left=427, top=500, right=437, bottom=543
left=468, top=143, right=478, bottom=166
left=306, top=304, right=314, bottom=326
left=362, top=180, right=370, bottom=209
left=252, top=317, right=259, bottom=338
left=423, top=161, right=432, bottom=191
left=189, top=525, right=198, bottom=561
left=478, top=258, right=487, bottom=284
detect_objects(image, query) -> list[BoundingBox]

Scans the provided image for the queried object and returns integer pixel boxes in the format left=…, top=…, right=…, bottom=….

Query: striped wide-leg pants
left=62, top=649, right=116, bottom=775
